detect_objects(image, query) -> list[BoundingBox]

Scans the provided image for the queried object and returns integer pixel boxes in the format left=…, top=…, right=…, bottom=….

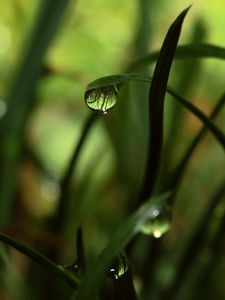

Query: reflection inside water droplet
left=107, top=251, right=129, bottom=280
left=140, top=204, right=171, bottom=238
left=85, top=85, right=118, bottom=114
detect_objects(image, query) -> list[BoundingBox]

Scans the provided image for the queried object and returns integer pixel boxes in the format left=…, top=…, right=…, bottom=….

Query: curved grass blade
left=86, top=73, right=150, bottom=90
left=167, top=87, right=225, bottom=151
left=75, top=192, right=170, bottom=300
left=139, top=7, right=191, bottom=203
left=0, top=232, right=80, bottom=289
left=86, top=73, right=225, bottom=153
left=129, top=43, right=225, bottom=70
left=168, top=91, right=225, bottom=196
left=158, top=20, right=207, bottom=190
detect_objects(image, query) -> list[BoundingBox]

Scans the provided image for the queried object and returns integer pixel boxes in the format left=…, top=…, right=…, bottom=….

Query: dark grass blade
left=0, top=0, right=71, bottom=227
left=129, top=43, right=225, bottom=70
left=0, top=232, right=80, bottom=289
left=167, top=87, right=225, bottom=151
left=168, top=91, right=225, bottom=197
left=162, top=179, right=225, bottom=299
left=50, top=114, right=96, bottom=241
left=111, top=268, right=138, bottom=300
left=193, top=203, right=225, bottom=299
left=158, top=20, right=207, bottom=191
left=75, top=192, right=170, bottom=300
left=75, top=226, right=86, bottom=275
left=138, top=7, right=190, bottom=203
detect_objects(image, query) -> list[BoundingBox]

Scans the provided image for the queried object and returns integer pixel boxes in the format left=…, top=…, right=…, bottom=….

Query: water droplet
left=85, top=85, right=118, bottom=114
left=64, top=262, right=80, bottom=275
left=140, top=204, right=171, bottom=238
left=107, top=251, right=129, bottom=280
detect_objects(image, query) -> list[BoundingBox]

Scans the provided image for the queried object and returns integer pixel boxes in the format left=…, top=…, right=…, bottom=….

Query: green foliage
left=0, top=2, right=224, bottom=300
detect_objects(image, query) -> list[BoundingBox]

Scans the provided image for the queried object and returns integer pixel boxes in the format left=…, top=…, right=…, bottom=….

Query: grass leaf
left=75, top=192, right=170, bottom=300
left=0, top=0, right=71, bottom=226
left=129, top=43, right=225, bottom=70
left=168, top=91, right=225, bottom=195
left=139, top=7, right=191, bottom=202
left=0, top=232, right=80, bottom=289
left=86, top=73, right=225, bottom=156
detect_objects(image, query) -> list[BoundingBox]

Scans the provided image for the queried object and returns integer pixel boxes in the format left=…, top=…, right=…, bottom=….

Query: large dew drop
left=85, top=85, right=118, bottom=114
left=107, top=251, right=129, bottom=280
left=140, top=204, right=171, bottom=238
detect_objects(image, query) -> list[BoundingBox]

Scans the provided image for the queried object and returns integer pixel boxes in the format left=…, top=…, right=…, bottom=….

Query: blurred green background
left=0, top=0, right=225, bottom=299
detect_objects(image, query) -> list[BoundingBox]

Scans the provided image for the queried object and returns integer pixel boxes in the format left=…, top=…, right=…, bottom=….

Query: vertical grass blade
left=139, top=7, right=190, bottom=204
left=0, top=0, right=71, bottom=226
left=50, top=114, right=96, bottom=240
left=163, top=179, right=225, bottom=299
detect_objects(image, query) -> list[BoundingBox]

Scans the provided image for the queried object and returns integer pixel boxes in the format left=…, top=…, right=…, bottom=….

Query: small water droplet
left=64, top=262, right=80, bottom=275
left=85, top=85, right=118, bottom=114
left=140, top=204, right=171, bottom=238
left=107, top=251, right=129, bottom=280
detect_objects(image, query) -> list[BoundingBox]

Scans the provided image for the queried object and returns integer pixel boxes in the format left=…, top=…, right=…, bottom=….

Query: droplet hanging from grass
left=107, top=251, right=129, bottom=280
left=140, top=204, right=171, bottom=238
left=64, top=262, right=80, bottom=275
left=85, top=85, right=118, bottom=114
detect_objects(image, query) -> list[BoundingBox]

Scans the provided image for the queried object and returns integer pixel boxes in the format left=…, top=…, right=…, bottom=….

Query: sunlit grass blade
left=0, top=0, right=71, bottom=227
left=168, top=91, right=225, bottom=195
left=75, top=192, right=170, bottom=300
left=0, top=232, right=80, bottom=289
left=129, top=43, right=225, bottom=70
left=86, top=73, right=225, bottom=154
left=86, top=73, right=150, bottom=90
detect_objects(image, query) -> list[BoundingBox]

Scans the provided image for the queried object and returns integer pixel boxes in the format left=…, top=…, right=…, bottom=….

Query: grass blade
left=86, top=73, right=225, bottom=154
left=129, top=43, right=225, bottom=70
left=168, top=91, right=225, bottom=195
left=139, top=7, right=190, bottom=203
left=50, top=114, right=96, bottom=239
left=162, top=179, right=225, bottom=299
left=0, top=232, right=80, bottom=289
left=167, top=87, right=225, bottom=151
left=0, top=0, right=71, bottom=226
left=75, top=192, right=170, bottom=300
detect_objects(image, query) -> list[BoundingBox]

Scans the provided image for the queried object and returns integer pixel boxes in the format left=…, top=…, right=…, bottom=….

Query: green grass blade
left=139, top=7, right=190, bottom=203
left=75, top=192, right=170, bottom=300
left=86, top=73, right=225, bottom=154
left=169, top=91, right=225, bottom=194
left=0, top=232, right=80, bottom=289
left=129, top=43, right=225, bottom=70
left=0, top=0, right=71, bottom=226
left=158, top=19, right=207, bottom=190
left=163, top=179, right=225, bottom=299
left=167, top=87, right=225, bottom=151
left=50, top=114, right=96, bottom=241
